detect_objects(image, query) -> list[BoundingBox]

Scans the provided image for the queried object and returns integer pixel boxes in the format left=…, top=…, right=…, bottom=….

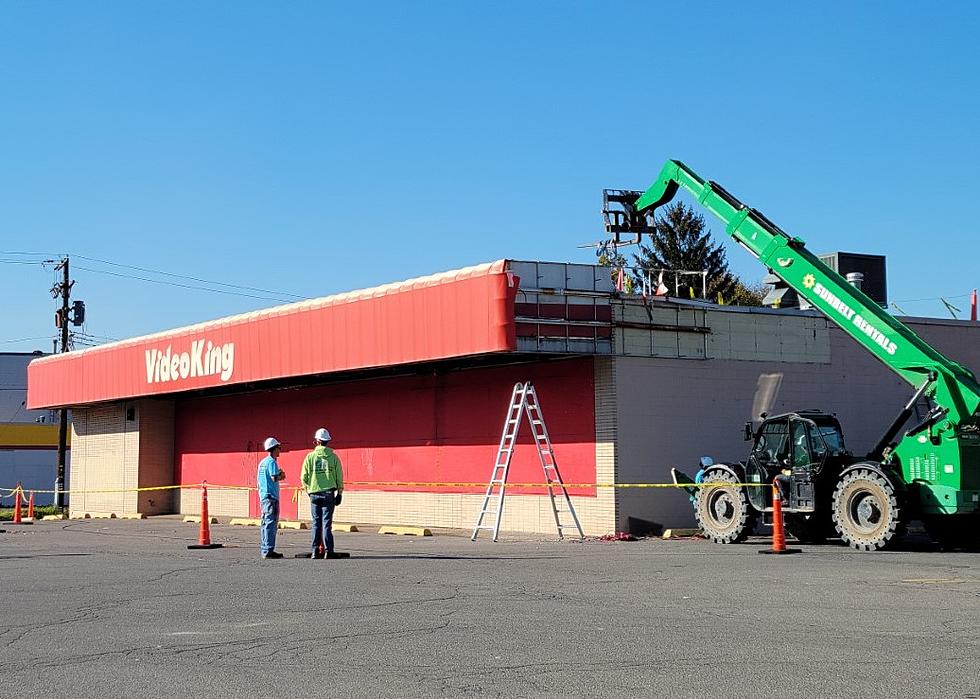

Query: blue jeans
left=260, top=496, right=279, bottom=555
left=310, top=491, right=335, bottom=554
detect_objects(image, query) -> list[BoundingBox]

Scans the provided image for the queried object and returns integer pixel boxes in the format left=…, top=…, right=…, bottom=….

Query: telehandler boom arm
left=633, top=160, right=980, bottom=430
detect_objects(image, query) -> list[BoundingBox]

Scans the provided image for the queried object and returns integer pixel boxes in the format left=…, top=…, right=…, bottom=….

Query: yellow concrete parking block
left=229, top=518, right=261, bottom=527
left=120, top=513, right=146, bottom=520
left=183, top=515, right=218, bottom=524
left=333, top=523, right=359, bottom=532
left=278, top=521, right=309, bottom=530
left=69, top=513, right=91, bottom=520
left=87, top=512, right=118, bottom=519
left=378, top=525, right=432, bottom=537
left=42, top=514, right=67, bottom=521
left=662, top=528, right=701, bottom=539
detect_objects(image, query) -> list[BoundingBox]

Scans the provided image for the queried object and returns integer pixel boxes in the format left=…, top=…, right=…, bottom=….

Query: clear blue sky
left=2, top=2, right=978, bottom=352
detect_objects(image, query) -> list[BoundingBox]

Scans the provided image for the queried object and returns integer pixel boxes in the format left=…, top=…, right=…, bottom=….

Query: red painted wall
left=174, top=357, right=597, bottom=519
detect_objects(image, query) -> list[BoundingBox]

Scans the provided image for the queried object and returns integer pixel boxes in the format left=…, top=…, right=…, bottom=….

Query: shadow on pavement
left=341, top=554, right=569, bottom=561
left=0, top=553, right=95, bottom=560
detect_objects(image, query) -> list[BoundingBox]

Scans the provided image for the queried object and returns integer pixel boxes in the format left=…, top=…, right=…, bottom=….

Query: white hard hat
left=314, top=428, right=331, bottom=442
left=263, top=437, right=280, bottom=451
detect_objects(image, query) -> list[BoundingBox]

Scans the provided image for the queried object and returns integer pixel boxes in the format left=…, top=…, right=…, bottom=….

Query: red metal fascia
left=27, top=262, right=518, bottom=409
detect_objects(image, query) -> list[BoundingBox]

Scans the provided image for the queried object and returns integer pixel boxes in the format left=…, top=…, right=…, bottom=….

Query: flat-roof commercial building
left=2, top=351, right=69, bottom=505
left=26, top=261, right=980, bottom=534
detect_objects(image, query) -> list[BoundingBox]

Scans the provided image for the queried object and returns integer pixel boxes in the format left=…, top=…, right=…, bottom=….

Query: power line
left=73, top=265, right=302, bottom=303
left=891, top=292, right=972, bottom=304
left=73, top=254, right=305, bottom=299
left=3, top=249, right=307, bottom=302
left=0, top=336, right=53, bottom=344
left=74, top=331, right=120, bottom=342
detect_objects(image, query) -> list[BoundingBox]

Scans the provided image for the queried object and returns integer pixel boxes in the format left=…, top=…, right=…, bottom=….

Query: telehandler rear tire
left=695, top=468, right=755, bottom=544
left=832, top=468, right=903, bottom=551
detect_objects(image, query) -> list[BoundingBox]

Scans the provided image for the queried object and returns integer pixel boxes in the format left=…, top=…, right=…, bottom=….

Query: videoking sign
left=145, top=339, right=236, bottom=385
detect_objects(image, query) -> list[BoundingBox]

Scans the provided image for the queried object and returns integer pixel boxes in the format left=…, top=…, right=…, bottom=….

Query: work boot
left=262, top=551, right=284, bottom=559
left=312, top=551, right=325, bottom=559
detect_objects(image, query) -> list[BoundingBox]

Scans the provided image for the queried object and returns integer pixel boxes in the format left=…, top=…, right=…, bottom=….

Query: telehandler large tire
left=695, top=468, right=755, bottom=544
left=831, top=468, right=903, bottom=551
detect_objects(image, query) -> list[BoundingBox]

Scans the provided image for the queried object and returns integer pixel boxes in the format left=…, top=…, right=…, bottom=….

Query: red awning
left=28, top=261, right=518, bottom=409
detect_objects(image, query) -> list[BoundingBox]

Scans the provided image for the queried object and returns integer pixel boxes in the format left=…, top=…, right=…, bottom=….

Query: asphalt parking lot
left=1, top=519, right=978, bottom=699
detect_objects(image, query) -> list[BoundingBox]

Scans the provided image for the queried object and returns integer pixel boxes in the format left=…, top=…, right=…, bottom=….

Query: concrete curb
left=229, top=518, right=260, bottom=527
left=379, top=525, right=432, bottom=537
left=662, top=528, right=701, bottom=539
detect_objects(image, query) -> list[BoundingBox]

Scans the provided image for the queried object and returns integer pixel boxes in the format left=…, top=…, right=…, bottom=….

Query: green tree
left=727, top=280, right=766, bottom=306
left=631, top=201, right=746, bottom=302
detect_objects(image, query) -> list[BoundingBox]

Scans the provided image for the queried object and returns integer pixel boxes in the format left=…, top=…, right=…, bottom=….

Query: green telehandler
left=630, top=160, right=980, bottom=550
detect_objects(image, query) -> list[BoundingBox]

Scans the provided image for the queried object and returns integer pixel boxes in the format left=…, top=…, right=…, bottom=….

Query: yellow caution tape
left=341, top=481, right=767, bottom=489
left=1, top=480, right=765, bottom=498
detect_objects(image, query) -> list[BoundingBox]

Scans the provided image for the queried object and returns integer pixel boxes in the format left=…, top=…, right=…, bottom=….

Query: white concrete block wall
left=316, top=490, right=610, bottom=537
left=179, top=486, right=248, bottom=518
left=69, top=404, right=139, bottom=516
left=137, top=399, right=176, bottom=515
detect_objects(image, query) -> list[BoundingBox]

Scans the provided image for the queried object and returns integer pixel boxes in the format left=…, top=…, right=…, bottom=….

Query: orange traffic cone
left=12, top=485, right=22, bottom=524
left=187, top=483, right=223, bottom=549
left=27, top=491, right=34, bottom=520
left=760, top=480, right=800, bottom=555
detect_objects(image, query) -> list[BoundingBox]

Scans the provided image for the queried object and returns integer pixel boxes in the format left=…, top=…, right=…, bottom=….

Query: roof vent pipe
left=845, top=272, right=864, bottom=291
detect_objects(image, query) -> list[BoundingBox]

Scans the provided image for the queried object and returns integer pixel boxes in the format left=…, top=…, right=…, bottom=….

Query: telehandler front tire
left=832, top=468, right=903, bottom=551
left=695, top=468, right=755, bottom=544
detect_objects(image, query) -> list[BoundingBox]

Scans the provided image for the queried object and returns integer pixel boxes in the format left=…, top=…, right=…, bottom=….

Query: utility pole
left=52, top=257, right=73, bottom=510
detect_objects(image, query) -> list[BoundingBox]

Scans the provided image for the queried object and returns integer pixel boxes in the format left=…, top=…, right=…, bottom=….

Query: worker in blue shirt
left=258, top=437, right=287, bottom=559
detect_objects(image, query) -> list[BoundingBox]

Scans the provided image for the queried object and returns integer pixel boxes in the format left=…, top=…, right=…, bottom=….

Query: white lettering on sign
left=812, top=282, right=898, bottom=356
left=145, top=340, right=235, bottom=385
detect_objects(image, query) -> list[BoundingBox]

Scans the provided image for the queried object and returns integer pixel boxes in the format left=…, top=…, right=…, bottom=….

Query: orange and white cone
left=26, top=491, right=34, bottom=521
left=760, top=480, right=800, bottom=555
left=12, top=486, right=22, bottom=524
left=187, top=483, right=223, bottom=549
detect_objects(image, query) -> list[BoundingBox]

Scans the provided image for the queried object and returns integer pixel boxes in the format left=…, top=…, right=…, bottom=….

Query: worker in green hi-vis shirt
left=301, top=427, right=345, bottom=559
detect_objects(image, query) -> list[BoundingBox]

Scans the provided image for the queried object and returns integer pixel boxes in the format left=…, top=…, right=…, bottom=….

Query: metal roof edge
left=31, top=259, right=509, bottom=364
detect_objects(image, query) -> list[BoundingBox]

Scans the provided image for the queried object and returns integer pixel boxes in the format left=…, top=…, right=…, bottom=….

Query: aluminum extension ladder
left=471, top=381, right=585, bottom=542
